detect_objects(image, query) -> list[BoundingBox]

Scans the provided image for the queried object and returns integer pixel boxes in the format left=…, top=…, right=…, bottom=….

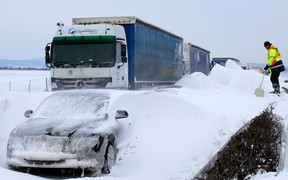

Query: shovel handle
left=259, top=73, right=265, bottom=88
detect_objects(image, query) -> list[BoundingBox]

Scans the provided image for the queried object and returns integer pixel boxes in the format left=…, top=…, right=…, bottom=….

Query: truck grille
left=52, top=77, right=112, bottom=89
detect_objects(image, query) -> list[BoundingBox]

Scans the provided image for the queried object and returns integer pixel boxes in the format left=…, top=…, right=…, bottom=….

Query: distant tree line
left=0, top=66, right=49, bottom=71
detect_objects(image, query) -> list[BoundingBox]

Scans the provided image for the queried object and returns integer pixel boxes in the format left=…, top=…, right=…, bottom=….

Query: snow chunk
left=225, top=59, right=243, bottom=70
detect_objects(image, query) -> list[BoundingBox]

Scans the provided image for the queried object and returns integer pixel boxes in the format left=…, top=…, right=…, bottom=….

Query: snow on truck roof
left=72, top=16, right=183, bottom=41
left=185, top=43, right=210, bottom=53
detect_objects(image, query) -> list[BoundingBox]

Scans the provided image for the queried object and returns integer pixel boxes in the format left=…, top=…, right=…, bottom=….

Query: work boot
left=270, top=90, right=278, bottom=94
left=276, top=85, right=280, bottom=93
left=272, top=83, right=278, bottom=90
left=270, top=85, right=280, bottom=94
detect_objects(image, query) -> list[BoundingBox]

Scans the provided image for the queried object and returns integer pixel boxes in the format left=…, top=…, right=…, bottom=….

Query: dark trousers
left=270, top=71, right=281, bottom=90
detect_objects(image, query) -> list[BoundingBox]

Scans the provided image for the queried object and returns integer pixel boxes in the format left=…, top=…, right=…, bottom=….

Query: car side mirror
left=24, top=110, right=33, bottom=118
left=115, top=110, right=128, bottom=119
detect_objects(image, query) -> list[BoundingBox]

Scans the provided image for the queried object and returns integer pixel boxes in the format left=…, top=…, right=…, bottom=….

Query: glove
left=264, top=65, right=269, bottom=70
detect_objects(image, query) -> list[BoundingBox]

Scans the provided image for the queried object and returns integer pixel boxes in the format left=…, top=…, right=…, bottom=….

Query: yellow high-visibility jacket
left=265, top=44, right=285, bottom=73
left=267, top=45, right=281, bottom=66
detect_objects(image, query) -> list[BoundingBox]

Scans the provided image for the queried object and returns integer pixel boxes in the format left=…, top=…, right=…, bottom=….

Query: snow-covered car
left=6, top=90, right=131, bottom=176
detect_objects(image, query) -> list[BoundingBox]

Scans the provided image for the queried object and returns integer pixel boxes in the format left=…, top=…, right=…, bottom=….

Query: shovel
left=254, top=73, right=265, bottom=97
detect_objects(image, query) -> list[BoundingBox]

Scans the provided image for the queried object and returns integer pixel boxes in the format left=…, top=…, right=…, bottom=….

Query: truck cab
left=45, top=24, right=128, bottom=91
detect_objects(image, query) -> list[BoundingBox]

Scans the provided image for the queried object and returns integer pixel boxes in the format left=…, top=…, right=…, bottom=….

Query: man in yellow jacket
left=264, top=41, right=285, bottom=94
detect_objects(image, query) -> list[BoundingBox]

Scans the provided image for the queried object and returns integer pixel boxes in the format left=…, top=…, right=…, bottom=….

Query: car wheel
left=101, top=141, right=116, bottom=174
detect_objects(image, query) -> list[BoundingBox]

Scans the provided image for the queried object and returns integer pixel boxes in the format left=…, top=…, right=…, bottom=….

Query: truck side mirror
left=45, top=45, right=50, bottom=52
left=122, top=57, right=127, bottom=63
left=121, top=44, right=127, bottom=63
left=121, top=44, right=126, bottom=56
left=45, top=43, right=51, bottom=65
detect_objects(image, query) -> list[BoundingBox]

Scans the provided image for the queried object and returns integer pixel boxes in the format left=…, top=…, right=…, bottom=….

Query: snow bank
left=251, top=171, right=288, bottom=180
left=177, top=62, right=271, bottom=93
left=175, top=72, right=220, bottom=90
left=0, top=167, right=46, bottom=180
left=210, top=64, right=274, bottom=92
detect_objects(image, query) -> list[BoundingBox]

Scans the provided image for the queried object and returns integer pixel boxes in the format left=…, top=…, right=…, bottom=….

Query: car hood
left=10, top=117, right=116, bottom=138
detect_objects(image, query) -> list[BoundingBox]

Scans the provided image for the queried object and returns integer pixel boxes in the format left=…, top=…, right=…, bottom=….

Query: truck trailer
left=183, top=43, right=210, bottom=76
left=45, top=16, right=184, bottom=90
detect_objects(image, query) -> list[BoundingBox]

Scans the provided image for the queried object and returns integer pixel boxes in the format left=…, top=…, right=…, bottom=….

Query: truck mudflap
left=51, top=77, right=112, bottom=91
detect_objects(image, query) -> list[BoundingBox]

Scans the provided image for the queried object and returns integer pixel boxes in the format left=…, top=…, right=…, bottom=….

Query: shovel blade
left=254, top=88, right=264, bottom=97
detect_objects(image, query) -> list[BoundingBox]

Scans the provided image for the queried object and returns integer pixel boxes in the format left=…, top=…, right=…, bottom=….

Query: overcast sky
left=1, top=0, right=288, bottom=64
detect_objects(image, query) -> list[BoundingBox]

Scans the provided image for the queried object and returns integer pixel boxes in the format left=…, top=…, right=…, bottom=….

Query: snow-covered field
left=0, top=70, right=50, bottom=92
left=1, top=62, right=288, bottom=180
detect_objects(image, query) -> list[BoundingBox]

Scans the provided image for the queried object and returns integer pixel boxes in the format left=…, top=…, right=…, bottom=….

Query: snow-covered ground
left=1, top=61, right=288, bottom=180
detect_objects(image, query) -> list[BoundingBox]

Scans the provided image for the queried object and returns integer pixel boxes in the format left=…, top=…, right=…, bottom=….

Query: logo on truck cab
left=68, top=28, right=76, bottom=35
left=68, top=28, right=98, bottom=35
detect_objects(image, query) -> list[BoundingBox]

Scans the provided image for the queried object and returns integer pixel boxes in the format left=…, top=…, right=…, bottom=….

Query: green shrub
left=193, top=105, right=283, bottom=180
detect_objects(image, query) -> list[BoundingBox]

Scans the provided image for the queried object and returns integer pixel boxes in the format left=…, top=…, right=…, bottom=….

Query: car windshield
left=32, top=91, right=110, bottom=119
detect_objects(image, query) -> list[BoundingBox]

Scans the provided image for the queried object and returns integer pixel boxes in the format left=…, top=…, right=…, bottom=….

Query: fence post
left=9, top=81, right=11, bottom=91
left=44, top=78, right=49, bottom=92
left=28, top=80, right=31, bottom=92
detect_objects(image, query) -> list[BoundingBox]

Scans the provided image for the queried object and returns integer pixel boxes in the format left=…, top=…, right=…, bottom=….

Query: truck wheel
left=101, top=141, right=116, bottom=174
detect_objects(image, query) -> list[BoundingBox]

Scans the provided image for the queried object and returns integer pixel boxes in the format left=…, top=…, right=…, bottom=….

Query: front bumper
left=7, top=152, right=98, bottom=169
left=7, top=135, right=106, bottom=169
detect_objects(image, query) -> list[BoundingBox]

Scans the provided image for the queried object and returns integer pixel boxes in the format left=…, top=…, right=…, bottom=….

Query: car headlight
left=66, top=134, right=103, bottom=156
left=7, top=136, right=24, bottom=158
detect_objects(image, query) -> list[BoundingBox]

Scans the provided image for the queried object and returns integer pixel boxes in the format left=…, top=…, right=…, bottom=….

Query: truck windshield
left=51, top=43, right=116, bottom=68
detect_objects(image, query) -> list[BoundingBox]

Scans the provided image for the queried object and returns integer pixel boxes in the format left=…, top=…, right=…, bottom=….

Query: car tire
left=101, top=141, right=116, bottom=174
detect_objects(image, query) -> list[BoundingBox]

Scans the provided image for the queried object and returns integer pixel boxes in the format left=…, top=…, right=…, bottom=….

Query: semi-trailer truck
left=183, top=43, right=211, bottom=76
left=45, top=16, right=184, bottom=90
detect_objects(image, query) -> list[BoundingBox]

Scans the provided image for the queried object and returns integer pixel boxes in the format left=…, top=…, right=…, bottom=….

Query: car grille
left=25, top=159, right=65, bottom=165
left=24, top=135, right=69, bottom=152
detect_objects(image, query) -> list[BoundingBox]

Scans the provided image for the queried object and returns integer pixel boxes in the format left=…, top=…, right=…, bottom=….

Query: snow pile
left=210, top=63, right=274, bottom=92
left=225, top=59, right=243, bottom=70
left=175, top=72, right=220, bottom=90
